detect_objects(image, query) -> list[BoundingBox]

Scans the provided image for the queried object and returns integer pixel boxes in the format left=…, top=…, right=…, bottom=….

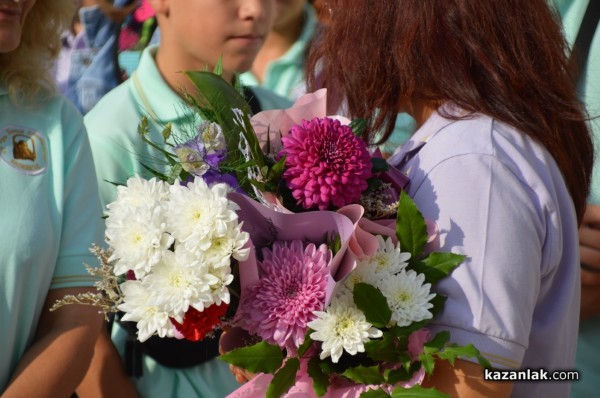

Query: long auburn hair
left=307, top=0, right=593, bottom=222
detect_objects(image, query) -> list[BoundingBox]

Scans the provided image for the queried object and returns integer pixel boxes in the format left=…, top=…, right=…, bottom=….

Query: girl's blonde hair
left=0, top=0, right=75, bottom=105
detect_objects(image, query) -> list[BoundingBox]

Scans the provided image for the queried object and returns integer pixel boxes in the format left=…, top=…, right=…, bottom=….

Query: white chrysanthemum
left=166, top=178, right=240, bottom=254
left=343, top=261, right=380, bottom=291
left=358, top=236, right=411, bottom=278
left=206, top=264, right=234, bottom=306
left=107, top=176, right=169, bottom=218
left=199, top=121, right=226, bottom=152
left=378, top=269, right=436, bottom=327
left=118, top=280, right=173, bottom=342
left=106, top=206, right=174, bottom=278
left=203, top=222, right=250, bottom=267
left=308, top=294, right=382, bottom=363
left=143, top=247, right=217, bottom=322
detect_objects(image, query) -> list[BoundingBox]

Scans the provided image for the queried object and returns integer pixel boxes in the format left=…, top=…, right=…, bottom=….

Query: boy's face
left=159, top=0, right=274, bottom=75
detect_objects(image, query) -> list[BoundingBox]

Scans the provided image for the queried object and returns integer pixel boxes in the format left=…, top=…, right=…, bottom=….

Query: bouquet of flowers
left=167, top=72, right=489, bottom=397
left=54, top=70, right=489, bottom=397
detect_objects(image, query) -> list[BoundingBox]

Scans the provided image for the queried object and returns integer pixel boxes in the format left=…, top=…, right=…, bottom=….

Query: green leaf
left=390, top=321, right=428, bottom=339
left=161, top=123, right=172, bottom=142
left=364, top=333, right=398, bottom=362
left=419, top=350, right=436, bottom=375
left=360, top=389, right=391, bottom=398
left=308, top=357, right=330, bottom=397
left=391, top=385, right=450, bottom=398
left=219, top=341, right=284, bottom=374
left=342, top=365, right=386, bottom=385
left=353, top=283, right=392, bottom=327
left=349, top=118, right=368, bottom=137
left=428, top=295, right=447, bottom=317
left=184, top=71, right=267, bottom=193
left=384, top=361, right=421, bottom=384
left=297, top=332, right=313, bottom=357
left=425, top=331, right=450, bottom=352
left=410, top=253, right=466, bottom=284
left=139, top=162, right=168, bottom=181
left=167, top=163, right=183, bottom=184
left=266, top=358, right=300, bottom=398
left=137, top=116, right=150, bottom=137
left=438, top=343, right=491, bottom=368
left=396, top=191, right=428, bottom=260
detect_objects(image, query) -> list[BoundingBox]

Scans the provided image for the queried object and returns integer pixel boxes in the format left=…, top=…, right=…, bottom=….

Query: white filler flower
left=142, top=246, right=218, bottom=322
left=309, top=295, right=382, bottom=363
left=358, top=236, right=411, bottom=278
left=118, top=280, right=173, bottom=342
left=166, top=178, right=241, bottom=255
left=106, top=205, right=173, bottom=279
left=378, top=269, right=436, bottom=327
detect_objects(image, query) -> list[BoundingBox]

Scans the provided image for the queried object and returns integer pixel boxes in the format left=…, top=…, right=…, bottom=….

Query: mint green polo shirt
left=85, top=45, right=291, bottom=398
left=0, top=89, right=103, bottom=391
left=239, top=4, right=317, bottom=101
left=552, top=1, right=600, bottom=396
left=556, top=0, right=600, bottom=205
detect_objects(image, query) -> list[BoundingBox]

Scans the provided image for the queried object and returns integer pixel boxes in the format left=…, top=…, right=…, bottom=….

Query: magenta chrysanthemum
left=281, top=117, right=373, bottom=210
left=238, top=240, right=331, bottom=351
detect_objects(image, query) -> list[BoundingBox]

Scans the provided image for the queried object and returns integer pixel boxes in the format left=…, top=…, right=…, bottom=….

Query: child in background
left=80, top=0, right=290, bottom=397
left=239, top=0, right=316, bottom=101
left=53, top=0, right=137, bottom=114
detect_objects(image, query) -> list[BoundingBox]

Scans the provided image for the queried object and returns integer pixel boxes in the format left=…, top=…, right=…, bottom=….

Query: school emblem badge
left=0, top=125, right=48, bottom=174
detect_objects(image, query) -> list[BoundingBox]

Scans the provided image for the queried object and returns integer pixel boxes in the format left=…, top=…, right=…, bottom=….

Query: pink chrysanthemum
left=238, top=240, right=331, bottom=351
left=281, top=117, right=373, bottom=210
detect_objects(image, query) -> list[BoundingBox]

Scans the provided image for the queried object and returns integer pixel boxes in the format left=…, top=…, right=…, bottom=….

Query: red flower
left=170, top=303, right=228, bottom=342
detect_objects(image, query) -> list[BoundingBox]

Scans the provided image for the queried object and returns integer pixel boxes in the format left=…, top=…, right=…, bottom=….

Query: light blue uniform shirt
left=239, top=4, right=317, bottom=101
left=390, top=106, right=580, bottom=398
left=0, top=89, right=104, bottom=391
left=552, top=1, right=600, bottom=396
left=85, top=45, right=291, bottom=398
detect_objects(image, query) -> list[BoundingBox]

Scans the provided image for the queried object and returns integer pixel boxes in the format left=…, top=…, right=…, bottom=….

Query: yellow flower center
left=335, top=316, right=356, bottom=336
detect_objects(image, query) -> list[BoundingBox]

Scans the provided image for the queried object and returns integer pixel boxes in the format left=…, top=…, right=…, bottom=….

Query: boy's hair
left=0, top=0, right=75, bottom=105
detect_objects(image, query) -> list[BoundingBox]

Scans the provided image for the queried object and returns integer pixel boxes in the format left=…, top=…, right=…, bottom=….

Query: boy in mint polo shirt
left=554, top=0, right=600, bottom=395
left=82, top=0, right=291, bottom=397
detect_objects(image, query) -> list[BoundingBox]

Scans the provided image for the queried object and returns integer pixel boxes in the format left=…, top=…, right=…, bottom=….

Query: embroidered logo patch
left=0, top=125, right=48, bottom=174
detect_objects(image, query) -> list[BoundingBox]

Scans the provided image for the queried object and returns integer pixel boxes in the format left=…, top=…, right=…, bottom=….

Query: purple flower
left=281, top=117, right=372, bottom=210
left=238, top=240, right=331, bottom=351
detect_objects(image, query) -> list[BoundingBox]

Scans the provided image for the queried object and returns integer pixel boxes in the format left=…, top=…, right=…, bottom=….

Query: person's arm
left=422, top=359, right=513, bottom=398
left=75, top=326, right=140, bottom=398
left=1, top=287, right=103, bottom=398
left=578, top=203, right=600, bottom=320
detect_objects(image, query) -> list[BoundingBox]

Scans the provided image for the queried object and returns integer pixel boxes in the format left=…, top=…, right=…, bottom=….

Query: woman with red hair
left=308, top=1, right=593, bottom=397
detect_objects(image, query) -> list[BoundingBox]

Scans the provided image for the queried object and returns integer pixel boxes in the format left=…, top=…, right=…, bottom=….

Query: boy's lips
left=228, top=34, right=265, bottom=46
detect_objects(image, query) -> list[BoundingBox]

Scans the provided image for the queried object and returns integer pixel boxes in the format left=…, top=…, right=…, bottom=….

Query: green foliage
left=266, top=358, right=300, bottom=398
left=219, top=341, right=284, bottom=374
left=308, top=357, right=330, bottom=397
left=184, top=71, right=268, bottom=194
left=390, top=385, right=450, bottom=398
left=410, top=253, right=465, bottom=285
left=396, top=192, right=428, bottom=260
left=364, top=333, right=399, bottom=362
left=353, top=283, right=392, bottom=328
left=360, top=389, right=391, bottom=398
left=342, top=365, right=386, bottom=385
left=349, top=118, right=368, bottom=137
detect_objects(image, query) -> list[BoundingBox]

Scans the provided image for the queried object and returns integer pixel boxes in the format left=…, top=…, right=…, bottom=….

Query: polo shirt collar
left=388, top=103, right=462, bottom=168
left=131, top=45, right=194, bottom=124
